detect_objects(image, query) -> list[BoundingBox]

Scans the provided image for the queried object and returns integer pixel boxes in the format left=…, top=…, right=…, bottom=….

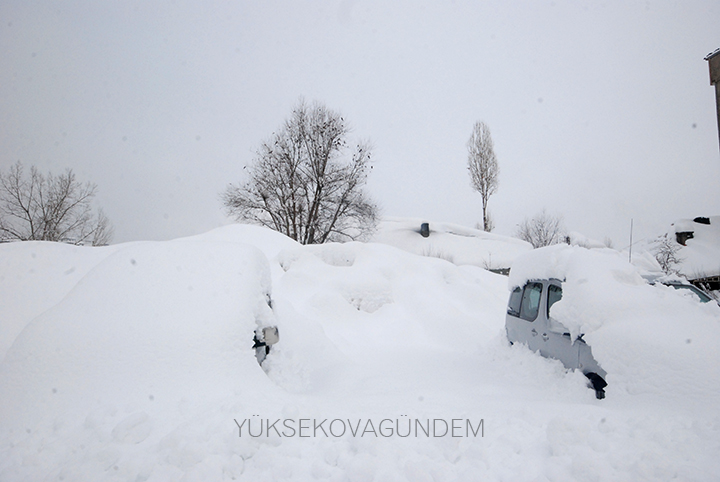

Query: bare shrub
left=0, top=162, right=113, bottom=245
left=653, top=234, right=684, bottom=275
left=515, top=209, right=566, bottom=248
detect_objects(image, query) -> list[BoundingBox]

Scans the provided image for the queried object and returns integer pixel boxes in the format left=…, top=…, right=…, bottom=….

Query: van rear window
left=547, top=284, right=562, bottom=317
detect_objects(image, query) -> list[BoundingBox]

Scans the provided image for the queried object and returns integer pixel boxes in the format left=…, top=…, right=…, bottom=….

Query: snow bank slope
left=0, top=241, right=122, bottom=360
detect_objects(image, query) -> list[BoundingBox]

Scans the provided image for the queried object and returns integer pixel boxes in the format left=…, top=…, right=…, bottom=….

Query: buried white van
left=506, top=278, right=607, bottom=399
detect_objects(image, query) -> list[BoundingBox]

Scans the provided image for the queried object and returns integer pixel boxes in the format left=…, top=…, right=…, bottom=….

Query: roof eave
left=705, top=48, right=720, bottom=61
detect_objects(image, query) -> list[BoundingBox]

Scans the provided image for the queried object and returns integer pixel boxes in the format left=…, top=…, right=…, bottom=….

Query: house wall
left=709, top=54, right=720, bottom=85
left=716, top=83, right=720, bottom=144
left=710, top=54, right=720, bottom=148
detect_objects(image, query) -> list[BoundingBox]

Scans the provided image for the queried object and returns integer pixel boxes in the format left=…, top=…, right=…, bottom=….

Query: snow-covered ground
left=1, top=223, right=719, bottom=481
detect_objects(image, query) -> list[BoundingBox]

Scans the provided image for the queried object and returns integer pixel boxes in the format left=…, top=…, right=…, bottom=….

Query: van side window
left=547, top=284, right=562, bottom=317
left=507, top=287, right=522, bottom=316
left=519, top=282, right=543, bottom=321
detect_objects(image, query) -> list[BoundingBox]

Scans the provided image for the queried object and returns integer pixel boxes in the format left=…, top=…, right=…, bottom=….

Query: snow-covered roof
left=671, top=216, right=720, bottom=279
left=705, top=48, right=720, bottom=61
left=370, top=217, right=532, bottom=270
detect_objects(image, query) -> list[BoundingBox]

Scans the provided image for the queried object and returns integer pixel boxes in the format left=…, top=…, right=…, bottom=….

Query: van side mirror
left=253, top=326, right=279, bottom=365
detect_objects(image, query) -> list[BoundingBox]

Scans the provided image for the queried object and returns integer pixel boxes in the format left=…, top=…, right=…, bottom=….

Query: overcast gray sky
left=1, top=0, right=719, bottom=247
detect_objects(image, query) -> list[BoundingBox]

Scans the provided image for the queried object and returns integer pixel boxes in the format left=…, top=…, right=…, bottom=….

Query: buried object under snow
left=253, top=325, right=279, bottom=365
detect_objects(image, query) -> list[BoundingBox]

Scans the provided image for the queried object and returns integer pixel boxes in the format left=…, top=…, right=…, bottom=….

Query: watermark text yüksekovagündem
left=233, top=416, right=484, bottom=438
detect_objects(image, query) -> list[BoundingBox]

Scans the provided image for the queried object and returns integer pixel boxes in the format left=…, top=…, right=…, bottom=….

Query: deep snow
left=1, top=223, right=719, bottom=481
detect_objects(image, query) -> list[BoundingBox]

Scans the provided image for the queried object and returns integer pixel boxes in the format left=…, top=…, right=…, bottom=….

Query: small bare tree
left=222, top=100, right=378, bottom=244
left=0, top=162, right=113, bottom=245
left=653, top=234, right=684, bottom=275
left=467, top=121, right=499, bottom=232
left=516, top=209, right=566, bottom=248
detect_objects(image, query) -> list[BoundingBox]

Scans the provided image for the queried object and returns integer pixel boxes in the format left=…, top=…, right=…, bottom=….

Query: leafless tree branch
left=653, top=234, right=684, bottom=275
left=222, top=100, right=378, bottom=244
left=0, top=162, right=113, bottom=245
left=516, top=209, right=567, bottom=248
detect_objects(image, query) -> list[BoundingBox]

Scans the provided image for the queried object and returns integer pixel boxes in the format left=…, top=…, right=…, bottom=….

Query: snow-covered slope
left=0, top=240, right=123, bottom=360
left=1, top=225, right=719, bottom=481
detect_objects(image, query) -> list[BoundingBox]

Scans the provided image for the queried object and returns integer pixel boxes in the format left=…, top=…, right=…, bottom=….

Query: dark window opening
left=547, top=284, right=562, bottom=317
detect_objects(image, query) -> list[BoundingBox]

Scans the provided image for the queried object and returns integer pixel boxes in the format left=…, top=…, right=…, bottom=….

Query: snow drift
left=1, top=225, right=719, bottom=481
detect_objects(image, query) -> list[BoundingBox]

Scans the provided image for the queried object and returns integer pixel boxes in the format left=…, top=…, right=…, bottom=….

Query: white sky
left=1, top=0, right=719, bottom=247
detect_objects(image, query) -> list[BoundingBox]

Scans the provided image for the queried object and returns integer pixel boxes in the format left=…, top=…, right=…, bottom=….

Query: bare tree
left=222, top=100, right=378, bottom=244
left=516, top=209, right=566, bottom=248
left=467, top=121, right=499, bottom=232
left=653, top=234, right=684, bottom=275
left=0, top=161, right=113, bottom=245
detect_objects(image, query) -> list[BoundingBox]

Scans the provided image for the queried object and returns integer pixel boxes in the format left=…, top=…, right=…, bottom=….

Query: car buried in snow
left=655, top=279, right=717, bottom=305
left=505, top=278, right=608, bottom=399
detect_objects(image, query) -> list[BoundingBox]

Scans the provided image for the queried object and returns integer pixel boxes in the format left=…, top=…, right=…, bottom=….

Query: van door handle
left=531, top=329, right=538, bottom=336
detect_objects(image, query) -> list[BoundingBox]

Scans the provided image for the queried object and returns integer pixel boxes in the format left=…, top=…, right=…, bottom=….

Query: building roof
left=670, top=216, right=720, bottom=280
left=705, top=48, right=720, bottom=61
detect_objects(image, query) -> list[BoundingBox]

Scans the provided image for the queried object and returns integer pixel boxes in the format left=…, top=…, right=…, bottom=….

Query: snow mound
left=274, top=241, right=504, bottom=356
left=371, top=217, right=532, bottom=270
left=0, top=236, right=281, bottom=481
left=0, top=241, right=123, bottom=361
left=177, top=223, right=300, bottom=260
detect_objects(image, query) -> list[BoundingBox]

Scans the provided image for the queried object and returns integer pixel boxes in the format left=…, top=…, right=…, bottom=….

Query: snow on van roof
left=508, top=244, right=648, bottom=339
left=508, top=244, right=643, bottom=290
